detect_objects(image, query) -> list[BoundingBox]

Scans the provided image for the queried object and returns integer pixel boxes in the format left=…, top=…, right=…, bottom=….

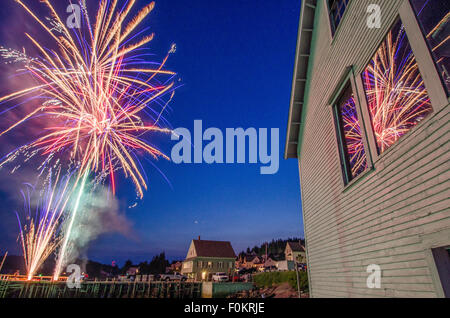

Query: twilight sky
left=0, top=0, right=303, bottom=265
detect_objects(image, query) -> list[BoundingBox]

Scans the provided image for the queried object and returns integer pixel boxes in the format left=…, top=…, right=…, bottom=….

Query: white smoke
left=61, top=186, right=134, bottom=267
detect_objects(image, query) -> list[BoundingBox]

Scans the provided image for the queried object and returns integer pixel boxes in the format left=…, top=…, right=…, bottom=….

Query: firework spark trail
left=0, top=0, right=177, bottom=280
left=16, top=169, right=73, bottom=280
left=53, top=166, right=90, bottom=281
left=340, top=95, right=367, bottom=177
left=362, top=20, right=432, bottom=153
left=0, top=251, right=7, bottom=273
left=1, top=0, right=176, bottom=198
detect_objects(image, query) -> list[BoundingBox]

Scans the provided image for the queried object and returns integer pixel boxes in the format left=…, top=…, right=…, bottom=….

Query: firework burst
left=1, top=0, right=177, bottom=198
left=1, top=0, right=178, bottom=280
left=16, top=169, right=73, bottom=280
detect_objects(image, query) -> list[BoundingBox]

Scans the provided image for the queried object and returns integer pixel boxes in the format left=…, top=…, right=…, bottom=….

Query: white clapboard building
left=285, top=0, right=450, bottom=297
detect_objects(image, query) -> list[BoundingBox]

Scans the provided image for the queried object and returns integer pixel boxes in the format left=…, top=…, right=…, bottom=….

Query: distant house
left=235, top=255, right=248, bottom=269
left=168, top=261, right=182, bottom=273
left=285, top=242, right=306, bottom=263
left=237, top=253, right=282, bottom=270
left=126, top=266, right=139, bottom=276
left=181, top=237, right=236, bottom=281
left=277, top=260, right=295, bottom=271
left=263, top=257, right=278, bottom=268
left=242, top=255, right=262, bottom=269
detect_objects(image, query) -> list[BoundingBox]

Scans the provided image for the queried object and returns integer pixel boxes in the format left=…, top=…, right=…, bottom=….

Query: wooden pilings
left=0, top=279, right=202, bottom=298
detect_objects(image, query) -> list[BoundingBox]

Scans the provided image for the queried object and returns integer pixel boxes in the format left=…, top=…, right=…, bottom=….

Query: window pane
left=362, top=19, right=432, bottom=153
left=409, top=0, right=450, bottom=95
left=335, top=87, right=368, bottom=181
left=328, top=0, right=350, bottom=35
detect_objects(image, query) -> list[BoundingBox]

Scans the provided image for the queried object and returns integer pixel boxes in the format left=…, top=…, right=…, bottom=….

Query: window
left=362, top=19, right=432, bottom=154
left=207, top=262, right=212, bottom=269
left=198, top=261, right=203, bottom=268
left=431, top=246, right=450, bottom=297
left=409, top=0, right=450, bottom=95
left=328, top=0, right=350, bottom=35
left=218, top=262, right=224, bottom=269
left=183, top=261, right=192, bottom=269
left=333, top=83, right=368, bottom=184
left=229, top=262, right=233, bottom=268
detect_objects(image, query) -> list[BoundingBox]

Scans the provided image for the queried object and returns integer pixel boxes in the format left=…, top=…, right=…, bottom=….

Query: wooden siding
left=298, top=0, right=450, bottom=297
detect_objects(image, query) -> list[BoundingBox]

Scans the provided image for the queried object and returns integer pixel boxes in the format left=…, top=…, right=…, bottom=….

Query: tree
left=138, top=261, right=150, bottom=274
left=148, top=252, right=170, bottom=274
left=240, top=238, right=305, bottom=258
left=121, top=259, right=133, bottom=274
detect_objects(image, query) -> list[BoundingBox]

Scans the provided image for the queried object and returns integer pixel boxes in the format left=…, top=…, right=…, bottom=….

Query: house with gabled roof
left=181, top=237, right=236, bottom=281
left=241, top=255, right=263, bottom=269
left=285, top=242, right=306, bottom=263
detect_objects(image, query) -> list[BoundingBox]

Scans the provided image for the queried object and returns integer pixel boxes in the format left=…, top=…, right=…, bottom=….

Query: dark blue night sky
left=0, top=0, right=302, bottom=265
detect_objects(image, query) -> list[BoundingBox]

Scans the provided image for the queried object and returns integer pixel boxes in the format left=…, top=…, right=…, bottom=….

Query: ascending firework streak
left=53, top=167, right=89, bottom=281
left=0, top=0, right=177, bottom=279
left=0, top=251, right=8, bottom=273
left=16, top=170, right=73, bottom=280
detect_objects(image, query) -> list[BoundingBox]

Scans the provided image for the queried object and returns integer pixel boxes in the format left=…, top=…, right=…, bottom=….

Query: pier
left=0, top=275, right=202, bottom=298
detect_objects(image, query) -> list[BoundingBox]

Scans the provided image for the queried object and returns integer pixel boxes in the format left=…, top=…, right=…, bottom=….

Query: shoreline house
left=277, top=242, right=306, bottom=271
left=263, top=256, right=278, bottom=269
left=236, top=253, right=282, bottom=271
left=125, top=266, right=139, bottom=276
left=285, top=0, right=450, bottom=297
left=285, top=242, right=306, bottom=264
left=166, top=261, right=183, bottom=274
left=241, top=255, right=263, bottom=269
left=181, top=237, right=236, bottom=281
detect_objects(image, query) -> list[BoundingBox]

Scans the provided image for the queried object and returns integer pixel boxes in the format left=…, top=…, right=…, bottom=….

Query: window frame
left=332, top=90, right=352, bottom=185
left=325, top=5, right=449, bottom=189
left=431, top=246, right=450, bottom=297
left=420, top=229, right=450, bottom=298
left=408, top=0, right=450, bottom=97
left=359, top=17, right=434, bottom=156
left=399, top=1, right=449, bottom=107
left=326, top=0, right=352, bottom=39
left=356, top=9, right=448, bottom=164
left=329, top=67, right=373, bottom=188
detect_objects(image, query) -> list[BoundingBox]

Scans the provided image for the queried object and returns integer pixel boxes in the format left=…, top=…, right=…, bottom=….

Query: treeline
left=0, top=255, right=117, bottom=278
left=122, top=252, right=170, bottom=275
left=0, top=252, right=172, bottom=278
left=238, top=238, right=305, bottom=258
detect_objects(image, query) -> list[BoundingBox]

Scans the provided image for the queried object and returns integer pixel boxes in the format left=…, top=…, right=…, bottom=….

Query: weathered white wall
left=299, top=0, right=450, bottom=297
